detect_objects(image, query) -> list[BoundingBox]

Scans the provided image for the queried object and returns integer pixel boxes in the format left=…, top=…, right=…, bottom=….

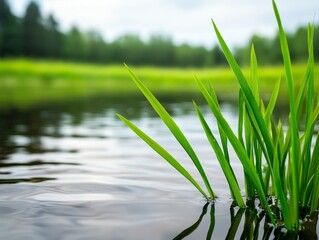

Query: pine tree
left=0, top=0, right=22, bottom=56
left=22, top=1, right=44, bottom=56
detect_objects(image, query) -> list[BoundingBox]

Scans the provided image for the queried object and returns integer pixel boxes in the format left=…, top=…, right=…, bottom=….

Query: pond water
left=0, top=95, right=317, bottom=239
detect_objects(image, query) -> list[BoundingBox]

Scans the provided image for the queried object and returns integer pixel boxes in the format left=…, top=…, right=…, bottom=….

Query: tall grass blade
left=205, top=77, right=239, bottom=198
left=119, top=1, right=319, bottom=231
left=238, top=90, right=245, bottom=147
left=310, top=171, right=319, bottom=212
left=249, top=46, right=264, bottom=191
left=301, top=103, right=319, bottom=204
left=194, top=102, right=245, bottom=207
left=300, top=24, right=315, bottom=204
left=272, top=129, right=291, bottom=229
left=211, top=20, right=274, bottom=164
left=125, top=64, right=215, bottom=198
left=265, top=77, right=281, bottom=119
left=117, top=114, right=209, bottom=199
left=250, top=45, right=260, bottom=102
left=205, top=77, right=231, bottom=164
left=241, top=95, right=256, bottom=198
left=196, top=78, right=275, bottom=224
left=273, top=0, right=299, bottom=229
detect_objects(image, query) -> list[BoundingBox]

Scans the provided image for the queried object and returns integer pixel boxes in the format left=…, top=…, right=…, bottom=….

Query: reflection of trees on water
left=173, top=202, right=318, bottom=239
left=0, top=96, right=124, bottom=159
left=0, top=94, right=203, bottom=160
left=0, top=107, right=61, bottom=160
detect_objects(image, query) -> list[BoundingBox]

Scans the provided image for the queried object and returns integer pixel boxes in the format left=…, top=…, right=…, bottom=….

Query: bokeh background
left=2, top=0, right=319, bottom=66
left=1, top=0, right=319, bottom=109
left=1, top=1, right=319, bottom=239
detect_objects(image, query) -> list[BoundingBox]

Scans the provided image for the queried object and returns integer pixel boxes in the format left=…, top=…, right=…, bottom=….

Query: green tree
left=0, top=0, right=22, bottom=56
left=146, top=35, right=175, bottom=66
left=210, top=46, right=227, bottom=66
left=85, top=31, right=108, bottom=62
left=189, top=46, right=208, bottom=67
left=288, top=27, right=307, bottom=62
left=250, top=35, right=272, bottom=65
left=175, top=44, right=194, bottom=67
left=63, top=26, right=86, bottom=60
left=108, top=34, right=147, bottom=64
left=269, top=34, right=283, bottom=64
left=1, top=0, right=318, bottom=66
left=44, top=14, right=63, bottom=58
left=234, top=34, right=282, bottom=66
left=234, top=45, right=249, bottom=66
left=22, top=1, right=45, bottom=56
left=175, top=44, right=209, bottom=67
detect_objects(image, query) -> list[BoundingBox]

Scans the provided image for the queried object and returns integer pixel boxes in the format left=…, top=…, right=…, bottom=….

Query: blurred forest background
left=1, top=0, right=319, bottom=67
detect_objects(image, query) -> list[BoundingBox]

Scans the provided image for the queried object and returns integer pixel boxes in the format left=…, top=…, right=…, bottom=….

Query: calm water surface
left=0, top=96, right=317, bottom=239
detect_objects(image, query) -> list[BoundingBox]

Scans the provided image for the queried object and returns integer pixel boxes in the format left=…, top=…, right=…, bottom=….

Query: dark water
left=0, top=95, right=317, bottom=240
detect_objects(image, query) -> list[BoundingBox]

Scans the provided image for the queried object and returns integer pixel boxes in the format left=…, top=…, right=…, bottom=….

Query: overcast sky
left=10, top=0, right=319, bottom=48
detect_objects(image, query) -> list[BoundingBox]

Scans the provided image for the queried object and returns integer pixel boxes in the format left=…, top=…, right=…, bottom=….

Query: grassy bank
left=0, top=59, right=318, bottom=109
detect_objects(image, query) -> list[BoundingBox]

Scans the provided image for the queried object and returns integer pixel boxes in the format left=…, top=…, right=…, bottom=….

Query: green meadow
left=0, top=59, right=318, bottom=109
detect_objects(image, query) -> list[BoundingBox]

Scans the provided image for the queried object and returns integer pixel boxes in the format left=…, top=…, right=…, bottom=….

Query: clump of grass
left=118, top=0, right=319, bottom=232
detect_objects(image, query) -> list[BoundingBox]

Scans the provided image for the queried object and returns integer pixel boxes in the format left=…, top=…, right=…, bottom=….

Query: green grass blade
left=125, top=64, right=215, bottom=198
left=243, top=101, right=271, bottom=192
left=305, top=24, right=315, bottom=125
left=301, top=104, right=319, bottom=201
left=311, top=131, right=319, bottom=169
left=250, top=45, right=260, bottom=102
left=272, top=137, right=291, bottom=229
left=294, top=25, right=315, bottom=201
left=310, top=102, right=319, bottom=175
left=242, top=98, right=256, bottom=198
left=196, top=78, right=275, bottom=224
left=301, top=24, right=315, bottom=197
left=253, top=140, right=263, bottom=191
left=276, top=120, right=287, bottom=193
left=205, top=78, right=240, bottom=197
left=250, top=45, right=264, bottom=191
left=295, top=57, right=313, bottom=122
left=211, top=19, right=274, bottom=166
left=295, top=25, right=314, bottom=122
left=238, top=90, right=245, bottom=147
left=265, top=77, right=281, bottom=119
left=205, top=77, right=231, bottom=163
left=273, top=0, right=299, bottom=229
left=310, top=171, right=319, bottom=212
left=194, top=102, right=245, bottom=207
left=117, top=114, right=209, bottom=199
left=303, top=174, right=315, bottom=206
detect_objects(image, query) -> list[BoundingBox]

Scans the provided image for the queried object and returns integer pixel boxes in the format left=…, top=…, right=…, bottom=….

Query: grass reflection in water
left=173, top=202, right=318, bottom=239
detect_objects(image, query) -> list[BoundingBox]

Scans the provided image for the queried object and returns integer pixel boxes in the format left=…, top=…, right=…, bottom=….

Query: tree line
left=0, top=0, right=318, bottom=67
